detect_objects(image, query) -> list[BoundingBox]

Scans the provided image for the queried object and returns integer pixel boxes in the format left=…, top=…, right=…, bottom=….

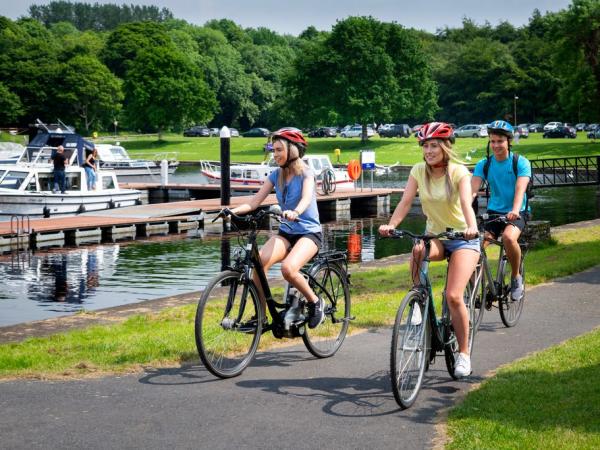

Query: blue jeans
left=84, top=167, right=96, bottom=190
left=53, top=169, right=66, bottom=193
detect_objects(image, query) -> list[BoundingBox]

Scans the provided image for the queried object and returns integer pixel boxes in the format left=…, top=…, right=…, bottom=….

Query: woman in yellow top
left=379, top=122, right=479, bottom=378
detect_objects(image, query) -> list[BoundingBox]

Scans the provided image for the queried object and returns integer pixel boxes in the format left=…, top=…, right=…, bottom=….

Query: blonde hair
left=423, top=139, right=461, bottom=199
left=274, top=138, right=305, bottom=190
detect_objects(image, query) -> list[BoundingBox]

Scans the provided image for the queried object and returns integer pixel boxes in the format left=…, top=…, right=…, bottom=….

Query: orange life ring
left=347, top=160, right=362, bottom=181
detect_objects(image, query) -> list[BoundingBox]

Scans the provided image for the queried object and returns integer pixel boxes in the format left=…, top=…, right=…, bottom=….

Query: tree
left=101, top=22, right=172, bottom=78
left=122, top=47, right=217, bottom=139
left=556, top=0, right=600, bottom=118
left=0, top=83, right=24, bottom=124
left=0, top=17, right=64, bottom=125
left=55, top=55, right=123, bottom=132
left=435, top=38, right=528, bottom=124
left=289, top=17, right=437, bottom=138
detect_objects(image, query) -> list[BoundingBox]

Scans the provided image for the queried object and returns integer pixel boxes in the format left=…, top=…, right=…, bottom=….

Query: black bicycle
left=384, top=229, right=477, bottom=409
left=470, top=214, right=528, bottom=330
left=194, top=206, right=352, bottom=378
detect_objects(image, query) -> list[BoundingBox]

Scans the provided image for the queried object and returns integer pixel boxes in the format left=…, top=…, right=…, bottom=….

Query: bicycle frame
left=228, top=216, right=350, bottom=336
left=411, top=238, right=450, bottom=355
left=473, top=234, right=509, bottom=304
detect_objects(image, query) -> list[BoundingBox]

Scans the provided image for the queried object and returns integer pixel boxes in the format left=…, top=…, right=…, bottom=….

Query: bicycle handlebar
left=387, top=229, right=466, bottom=241
left=212, top=205, right=283, bottom=223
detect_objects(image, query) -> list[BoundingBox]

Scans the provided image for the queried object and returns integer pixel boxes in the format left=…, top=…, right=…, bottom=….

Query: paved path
left=1, top=265, right=599, bottom=449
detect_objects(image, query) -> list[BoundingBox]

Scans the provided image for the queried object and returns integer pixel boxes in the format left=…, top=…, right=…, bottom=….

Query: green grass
left=104, top=133, right=600, bottom=165
left=446, top=327, right=600, bottom=450
left=1, top=225, right=599, bottom=380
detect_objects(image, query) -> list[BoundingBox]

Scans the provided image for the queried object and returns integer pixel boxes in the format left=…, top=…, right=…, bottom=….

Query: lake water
left=0, top=166, right=598, bottom=327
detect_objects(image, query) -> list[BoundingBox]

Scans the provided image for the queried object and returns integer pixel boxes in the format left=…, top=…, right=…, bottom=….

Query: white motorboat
left=0, top=163, right=141, bottom=217
left=95, top=144, right=179, bottom=181
left=0, top=121, right=141, bottom=217
left=200, top=154, right=355, bottom=191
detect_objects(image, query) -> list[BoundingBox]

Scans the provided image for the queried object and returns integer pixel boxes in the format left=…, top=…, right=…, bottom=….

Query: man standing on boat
left=52, top=145, right=69, bottom=194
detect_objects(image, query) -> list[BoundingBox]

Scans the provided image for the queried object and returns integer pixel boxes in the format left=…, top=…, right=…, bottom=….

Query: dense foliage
left=0, top=1, right=597, bottom=135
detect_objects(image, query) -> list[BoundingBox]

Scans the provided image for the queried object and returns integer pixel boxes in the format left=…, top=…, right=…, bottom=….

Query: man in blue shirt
left=471, top=120, right=531, bottom=300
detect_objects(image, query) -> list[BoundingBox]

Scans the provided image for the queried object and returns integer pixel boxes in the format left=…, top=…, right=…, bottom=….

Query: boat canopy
left=26, top=128, right=94, bottom=165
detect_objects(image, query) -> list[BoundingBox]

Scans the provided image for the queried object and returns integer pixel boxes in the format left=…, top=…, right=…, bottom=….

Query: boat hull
left=0, top=191, right=141, bottom=217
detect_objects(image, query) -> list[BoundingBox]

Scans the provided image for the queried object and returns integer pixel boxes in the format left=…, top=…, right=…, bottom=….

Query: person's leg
left=58, top=170, right=66, bottom=193
left=280, top=237, right=319, bottom=302
left=502, top=225, right=522, bottom=278
left=53, top=170, right=59, bottom=193
left=445, top=248, right=480, bottom=355
left=253, top=235, right=289, bottom=313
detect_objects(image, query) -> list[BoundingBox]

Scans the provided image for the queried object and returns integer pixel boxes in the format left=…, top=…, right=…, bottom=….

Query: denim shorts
left=441, top=237, right=480, bottom=257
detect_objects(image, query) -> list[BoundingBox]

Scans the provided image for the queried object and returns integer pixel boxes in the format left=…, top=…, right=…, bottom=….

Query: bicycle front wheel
left=195, top=270, right=262, bottom=378
left=302, top=263, right=350, bottom=358
left=499, top=256, right=525, bottom=327
left=390, top=291, right=430, bottom=409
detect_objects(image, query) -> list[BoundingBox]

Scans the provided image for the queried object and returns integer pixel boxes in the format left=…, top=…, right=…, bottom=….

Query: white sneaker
left=454, top=353, right=471, bottom=378
left=511, top=275, right=524, bottom=301
left=410, top=305, right=422, bottom=326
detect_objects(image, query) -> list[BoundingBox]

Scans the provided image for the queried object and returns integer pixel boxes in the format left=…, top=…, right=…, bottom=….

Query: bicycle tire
left=444, top=287, right=475, bottom=379
left=302, top=263, right=350, bottom=358
left=195, top=270, right=262, bottom=378
left=499, top=255, right=525, bottom=327
left=390, top=290, right=430, bottom=409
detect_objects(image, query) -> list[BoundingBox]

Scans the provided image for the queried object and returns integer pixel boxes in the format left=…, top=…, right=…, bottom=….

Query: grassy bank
left=0, top=225, right=599, bottom=380
left=113, top=133, right=600, bottom=166
left=446, top=327, right=600, bottom=449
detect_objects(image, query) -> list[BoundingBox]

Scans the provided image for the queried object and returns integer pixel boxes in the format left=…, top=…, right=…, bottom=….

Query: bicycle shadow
left=236, top=365, right=484, bottom=422
left=137, top=350, right=314, bottom=386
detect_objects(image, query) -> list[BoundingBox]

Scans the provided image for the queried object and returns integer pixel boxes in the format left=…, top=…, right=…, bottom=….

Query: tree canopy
left=1, top=1, right=597, bottom=133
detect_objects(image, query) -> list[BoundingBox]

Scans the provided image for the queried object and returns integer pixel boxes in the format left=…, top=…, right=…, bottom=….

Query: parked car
left=340, top=126, right=375, bottom=138
left=517, top=123, right=530, bottom=130
left=230, top=128, right=240, bottom=137
left=575, top=123, right=587, bottom=131
left=183, top=125, right=211, bottom=137
left=412, top=124, right=424, bottom=133
left=453, top=124, right=488, bottom=138
left=587, top=128, right=600, bottom=139
left=584, top=123, right=598, bottom=131
left=378, top=123, right=411, bottom=138
left=241, top=127, right=270, bottom=137
left=543, top=121, right=563, bottom=131
left=514, top=125, right=529, bottom=138
left=543, top=126, right=576, bottom=138
left=308, top=127, right=337, bottom=137
left=528, top=123, right=544, bottom=132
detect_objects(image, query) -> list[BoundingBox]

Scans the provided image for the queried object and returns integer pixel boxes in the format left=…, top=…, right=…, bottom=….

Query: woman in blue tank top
left=229, top=128, right=325, bottom=329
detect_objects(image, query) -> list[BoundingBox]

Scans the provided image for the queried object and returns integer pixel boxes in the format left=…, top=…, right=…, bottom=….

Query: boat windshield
left=109, top=147, right=129, bottom=160
left=0, top=170, right=29, bottom=190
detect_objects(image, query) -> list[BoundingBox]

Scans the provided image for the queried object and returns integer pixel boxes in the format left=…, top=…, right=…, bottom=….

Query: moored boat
left=95, top=144, right=178, bottom=181
left=200, top=154, right=354, bottom=191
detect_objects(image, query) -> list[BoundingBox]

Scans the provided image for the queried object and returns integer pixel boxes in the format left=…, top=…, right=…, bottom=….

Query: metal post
left=220, top=126, right=231, bottom=206
left=220, top=126, right=231, bottom=233
left=160, top=160, right=168, bottom=186
left=513, top=95, right=518, bottom=127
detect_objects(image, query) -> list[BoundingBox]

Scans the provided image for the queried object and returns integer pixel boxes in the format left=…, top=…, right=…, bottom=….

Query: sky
left=0, top=0, right=573, bottom=35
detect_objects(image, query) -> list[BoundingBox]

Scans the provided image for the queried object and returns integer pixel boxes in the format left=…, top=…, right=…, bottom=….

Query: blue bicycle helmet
left=487, top=120, right=514, bottom=138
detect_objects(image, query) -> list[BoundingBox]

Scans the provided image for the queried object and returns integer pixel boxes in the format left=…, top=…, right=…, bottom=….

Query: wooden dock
left=0, top=188, right=394, bottom=252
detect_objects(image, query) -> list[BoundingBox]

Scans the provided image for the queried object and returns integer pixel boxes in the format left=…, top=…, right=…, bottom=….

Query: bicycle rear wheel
left=444, top=288, right=475, bottom=379
left=499, top=255, right=525, bottom=327
left=390, top=291, right=430, bottom=409
left=195, top=270, right=262, bottom=378
left=302, top=263, right=350, bottom=358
